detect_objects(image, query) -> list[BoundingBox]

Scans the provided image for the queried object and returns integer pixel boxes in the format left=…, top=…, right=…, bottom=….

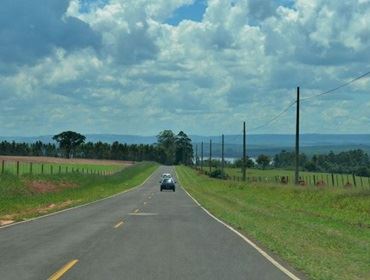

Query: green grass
left=1, top=161, right=122, bottom=176
left=0, top=162, right=158, bottom=221
left=177, top=166, right=370, bottom=280
left=224, top=167, right=370, bottom=188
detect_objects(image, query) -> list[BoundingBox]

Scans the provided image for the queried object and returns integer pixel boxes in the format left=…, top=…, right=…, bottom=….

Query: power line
left=248, top=70, right=370, bottom=132
left=249, top=100, right=297, bottom=132
left=197, top=71, right=369, bottom=139
left=300, top=71, right=370, bottom=101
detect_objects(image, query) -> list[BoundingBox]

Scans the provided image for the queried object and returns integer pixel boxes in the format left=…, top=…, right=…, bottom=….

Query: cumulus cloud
left=0, top=0, right=101, bottom=73
left=0, top=0, right=369, bottom=136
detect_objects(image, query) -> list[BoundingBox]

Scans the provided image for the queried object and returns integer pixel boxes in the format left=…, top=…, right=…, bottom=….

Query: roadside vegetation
left=0, top=162, right=158, bottom=224
left=176, top=165, right=370, bottom=280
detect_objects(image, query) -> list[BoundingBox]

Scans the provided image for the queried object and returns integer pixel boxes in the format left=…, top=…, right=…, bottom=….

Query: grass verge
left=0, top=162, right=158, bottom=223
left=176, top=165, right=370, bottom=280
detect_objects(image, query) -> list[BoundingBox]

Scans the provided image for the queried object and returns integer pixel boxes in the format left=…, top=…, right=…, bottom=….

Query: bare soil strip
left=0, top=156, right=133, bottom=166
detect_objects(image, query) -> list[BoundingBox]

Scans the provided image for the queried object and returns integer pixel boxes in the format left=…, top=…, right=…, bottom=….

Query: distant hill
left=0, top=133, right=369, bottom=157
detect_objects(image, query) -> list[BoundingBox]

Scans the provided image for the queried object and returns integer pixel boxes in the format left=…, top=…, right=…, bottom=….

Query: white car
left=160, top=173, right=172, bottom=183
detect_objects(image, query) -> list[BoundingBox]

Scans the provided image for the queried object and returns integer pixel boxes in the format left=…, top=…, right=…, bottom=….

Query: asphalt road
left=0, top=166, right=294, bottom=280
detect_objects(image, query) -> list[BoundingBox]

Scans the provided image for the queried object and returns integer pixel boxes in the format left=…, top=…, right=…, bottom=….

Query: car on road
left=160, top=178, right=176, bottom=192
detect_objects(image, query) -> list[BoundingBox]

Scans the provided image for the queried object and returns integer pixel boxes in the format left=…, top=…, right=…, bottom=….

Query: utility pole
left=195, top=144, right=198, bottom=167
left=201, top=141, right=204, bottom=170
left=295, top=87, right=300, bottom=185
left=221, top=134, right=225, bottom=176
left=242, top=121, right=246, bottom=181
left=209, top=139, right=212, bottom=173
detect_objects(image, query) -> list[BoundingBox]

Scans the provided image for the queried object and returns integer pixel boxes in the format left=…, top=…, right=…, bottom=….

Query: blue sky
left=0, top=0, right=369, bottom=136
left=166, top=0, right=206, bottom=25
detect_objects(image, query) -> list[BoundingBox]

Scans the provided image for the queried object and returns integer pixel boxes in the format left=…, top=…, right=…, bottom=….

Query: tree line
left=273, top=149, right=370, bottom=176
left=0, top=130, right=193, bottom=165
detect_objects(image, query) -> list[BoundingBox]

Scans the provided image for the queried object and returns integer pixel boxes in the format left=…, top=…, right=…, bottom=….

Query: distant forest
left=0, top=129, right=193, bottom=166
left=1, top=140, right=369, bottom=176
left=273, top=149, right=370, bottom=176
left=0, top=140, right=161, bottom=162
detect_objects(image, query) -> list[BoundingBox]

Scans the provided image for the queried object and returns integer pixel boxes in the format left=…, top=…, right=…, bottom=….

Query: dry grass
left=0, top=155, right=133, bottom=166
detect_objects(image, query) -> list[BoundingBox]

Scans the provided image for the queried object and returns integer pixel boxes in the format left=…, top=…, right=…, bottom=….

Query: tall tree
left=175, top=131, right=193, bottom=165
left=157, top=130, right=176, bottom=164
left=53, top=131, right=86, bottom=158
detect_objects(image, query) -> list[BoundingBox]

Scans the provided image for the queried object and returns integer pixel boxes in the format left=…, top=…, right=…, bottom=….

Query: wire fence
left=0, top=160, right=114, bottom=177
left=193, top=165, right=370, bottom=189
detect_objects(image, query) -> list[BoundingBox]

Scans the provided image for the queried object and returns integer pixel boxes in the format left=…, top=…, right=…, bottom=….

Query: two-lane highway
left=0, top=166, right=297, bottom=279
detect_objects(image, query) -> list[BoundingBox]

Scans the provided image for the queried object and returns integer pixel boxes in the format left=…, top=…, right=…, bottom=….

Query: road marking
left=114, top=221, right=124, bottom=229
left=134, top=209, right=140, bottom=213
left=48, top=259, right=78, bottom=280
left=175, top=170, right=301, bottom=280
left=129, top=213, right=158, bottom=216
left=143, top=202, right=147, bottom=205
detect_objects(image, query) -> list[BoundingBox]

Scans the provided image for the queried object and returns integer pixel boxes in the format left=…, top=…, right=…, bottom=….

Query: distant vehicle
left=160, top=178, right=176, bottom=192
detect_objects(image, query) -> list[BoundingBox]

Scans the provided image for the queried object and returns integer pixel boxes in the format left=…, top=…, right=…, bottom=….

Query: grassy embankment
left=177, top=166, right=370, bottom=280
left=0, top=162, right=158, bottom=222
left=224, top=167, right=370, bottom=188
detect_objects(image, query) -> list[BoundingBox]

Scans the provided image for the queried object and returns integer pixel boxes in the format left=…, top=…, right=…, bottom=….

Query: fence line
left=0, top=160, right=115, bottom=177
left=193, top=166, right=370, bottom=189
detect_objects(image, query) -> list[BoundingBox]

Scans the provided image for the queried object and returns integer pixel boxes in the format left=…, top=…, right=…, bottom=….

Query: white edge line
left=174, top=169, right=300, bottom=280
left=0, top=166, right=159, bottom=230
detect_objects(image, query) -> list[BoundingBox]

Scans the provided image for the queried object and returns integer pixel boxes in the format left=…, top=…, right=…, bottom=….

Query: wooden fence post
left=1, top=160, right=4, bottom=174
left=352, top=174, right=357, bottom=187
left=313, top=175, right=316, bottom=185
left=16, top=161, right=20, bottom=176
left=30, top=162, right=33, bottom=174
left=59, top=166, right=61, bottom=174
left=41, top=164, right=44, bottom=174
left=50, top=165, right=53, bottom=175
left=331, top=173, right=335, bottom=187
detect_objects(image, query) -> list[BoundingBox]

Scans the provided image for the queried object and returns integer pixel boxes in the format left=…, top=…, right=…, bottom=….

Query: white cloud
left=0, top=0, right=370, bottom=136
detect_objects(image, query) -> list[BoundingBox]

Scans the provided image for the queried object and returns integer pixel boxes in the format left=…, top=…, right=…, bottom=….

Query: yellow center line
left=114, top=221, right=124, bottom=229
left=48, top=259, right=79, bottom=280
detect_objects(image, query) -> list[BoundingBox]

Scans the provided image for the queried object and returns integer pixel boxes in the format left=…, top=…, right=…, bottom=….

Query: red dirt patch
left=36, top=200, right=75, bottom=214
left=0, top=220, right=14, bottom=226
left=27, top=180, right=77, bottom=193
left=0, top=200, right=82, bottom=225
left=0, top=155, right=133, bottom=166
